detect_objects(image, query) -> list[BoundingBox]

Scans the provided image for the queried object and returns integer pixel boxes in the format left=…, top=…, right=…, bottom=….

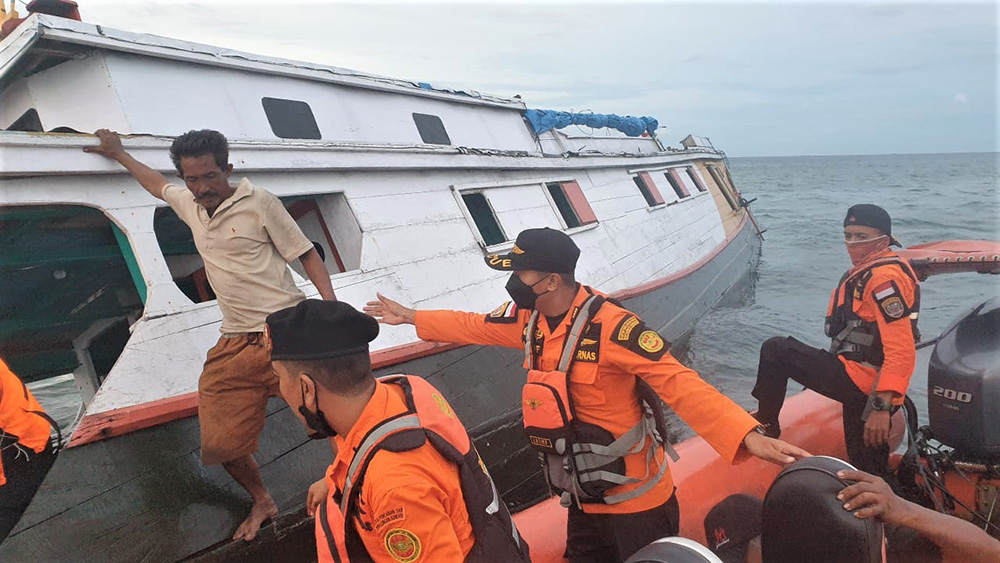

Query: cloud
left=955, top=93, right=969, bottom=104
left=75, top=1, right=997, bottom=156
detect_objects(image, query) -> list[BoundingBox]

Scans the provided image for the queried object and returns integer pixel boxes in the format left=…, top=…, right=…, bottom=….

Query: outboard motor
left=624, top=537, right=724, bottom=563
left=927, top=296, right=1000, bottom=458
left=763, top=456, right=883, bottom=563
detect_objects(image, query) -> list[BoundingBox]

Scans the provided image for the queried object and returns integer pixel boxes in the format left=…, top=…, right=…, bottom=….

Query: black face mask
left=299, top=378, right=337, bottom=440
left=505, top=273, right=551, bottom=310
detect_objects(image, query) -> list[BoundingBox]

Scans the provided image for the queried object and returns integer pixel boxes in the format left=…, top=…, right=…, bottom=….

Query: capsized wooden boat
left=0, top=5, right=765, bottom=561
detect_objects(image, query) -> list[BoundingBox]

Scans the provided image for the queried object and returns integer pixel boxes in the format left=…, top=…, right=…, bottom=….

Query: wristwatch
left=868, top=395, right=893, bottom=412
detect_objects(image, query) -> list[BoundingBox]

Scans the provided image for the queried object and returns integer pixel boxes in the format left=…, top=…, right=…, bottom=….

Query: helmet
left=763, top=456, right=883, bottom=563
left=624, top=536, right=725, bottom=563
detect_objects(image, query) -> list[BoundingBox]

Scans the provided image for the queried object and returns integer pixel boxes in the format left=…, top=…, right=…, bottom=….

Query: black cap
left=484, top=228, right=580, bottom=273
left=704, top=494, right=763, bottom=563
left=265, top=300, right=379, bottom=361
left=844, top=204, right=901, bottom=246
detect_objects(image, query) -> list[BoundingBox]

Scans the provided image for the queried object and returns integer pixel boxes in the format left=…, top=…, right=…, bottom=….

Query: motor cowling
left=927, top=296, right=1000, bottom=458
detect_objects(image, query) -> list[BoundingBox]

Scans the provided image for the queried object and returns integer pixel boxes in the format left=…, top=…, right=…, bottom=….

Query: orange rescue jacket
left=0, top=359, right=53, bottom=486
left=316, top=376, right=530, bottom=563
left=416, top=285, right=759, bottom=515
left=825, top=252, right=920, bottom=400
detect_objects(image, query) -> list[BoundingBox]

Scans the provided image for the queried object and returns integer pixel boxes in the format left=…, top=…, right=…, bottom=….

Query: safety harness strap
left=340, top=414, right=422, bottom=513
left=557, top=295, right=602, bottom=373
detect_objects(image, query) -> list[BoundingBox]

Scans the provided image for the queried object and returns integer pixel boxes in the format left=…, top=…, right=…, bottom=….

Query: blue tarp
left=524, top=109, right=659, bottom=137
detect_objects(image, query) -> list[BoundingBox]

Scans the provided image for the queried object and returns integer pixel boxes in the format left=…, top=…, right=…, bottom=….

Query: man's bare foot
left=233, top=496, right=278, bottom=542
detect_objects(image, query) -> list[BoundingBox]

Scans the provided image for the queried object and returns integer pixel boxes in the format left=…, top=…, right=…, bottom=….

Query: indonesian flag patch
left=486, top=301, right=519, bottom=324
left=873, top=281, right=908, bottom=322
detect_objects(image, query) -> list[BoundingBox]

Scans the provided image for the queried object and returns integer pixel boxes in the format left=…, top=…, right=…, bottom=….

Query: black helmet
left=763, top=456, right=884, bottom=563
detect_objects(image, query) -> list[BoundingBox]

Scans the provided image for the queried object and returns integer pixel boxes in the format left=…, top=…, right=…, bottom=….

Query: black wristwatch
left=869, top=395, right=893, bottom=412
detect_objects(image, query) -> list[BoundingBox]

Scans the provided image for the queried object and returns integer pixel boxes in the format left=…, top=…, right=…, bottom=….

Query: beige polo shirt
left=163, top=178, right=314, bottom=334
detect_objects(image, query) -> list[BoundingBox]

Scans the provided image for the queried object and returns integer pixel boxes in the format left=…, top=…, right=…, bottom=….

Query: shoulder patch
left=485, top=301, right=518, bottom=324
left=873, top=279, right=910, bottom=322
left=384, top=528, right=422, bottom=562
left=612, top=315, right=668, bottom=361
left=637, top=330, right=665, bottom=354
left=616, top=315, right=642, bottom=342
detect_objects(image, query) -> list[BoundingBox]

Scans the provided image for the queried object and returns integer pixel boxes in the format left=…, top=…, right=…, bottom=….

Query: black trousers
left=565, top=493, right=680, bottom=563
left=751, top=336, right=889, bottom=476
left=0, top=439, right=57, bottom=543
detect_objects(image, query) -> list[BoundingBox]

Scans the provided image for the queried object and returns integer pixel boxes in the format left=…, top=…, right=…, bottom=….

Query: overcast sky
left=77, top=1, right=997, bottom=157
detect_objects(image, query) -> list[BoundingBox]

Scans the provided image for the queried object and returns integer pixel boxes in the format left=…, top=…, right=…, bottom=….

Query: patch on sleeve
left=384, top=528, right=422, bottom=562
left=373, top=507, right=406, bottom=532
left=637, top=330, right=665, bottom=354
left=615, top=315, right=641, bottom=342
left=485, top=301, right=518, bottom=324
left=574, top=323, right=602, bottom=363
left=612, top=315, right=668, bottom=361
left=873, top=280, right=909, bottom=322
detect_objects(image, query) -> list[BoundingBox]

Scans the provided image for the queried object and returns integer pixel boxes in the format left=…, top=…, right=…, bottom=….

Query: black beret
left=844, top=204, right=902, bottom=246
left=265, top=300, right=379, bottom=361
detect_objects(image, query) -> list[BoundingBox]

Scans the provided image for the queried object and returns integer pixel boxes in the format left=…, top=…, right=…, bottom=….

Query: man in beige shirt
left=85, top=128, right=336, bottom=542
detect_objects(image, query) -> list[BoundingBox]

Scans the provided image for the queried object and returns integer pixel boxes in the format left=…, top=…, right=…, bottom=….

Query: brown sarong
left=198, top=333, right=279, bottom=465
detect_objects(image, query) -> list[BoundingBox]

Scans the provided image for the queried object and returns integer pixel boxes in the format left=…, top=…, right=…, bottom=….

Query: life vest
left=520, top=293, right=678, bottom=508
left=0, top=360, right=57, bottom=487
left=824, top=257, right=921, bottom=367
left=315, top=375, right=530, bottom=563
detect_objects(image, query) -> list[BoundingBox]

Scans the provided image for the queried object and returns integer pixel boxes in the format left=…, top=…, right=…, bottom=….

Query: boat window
left=280, top=194, right=362, bottom=276
left=154, top=191, right=361, bottom=304
left=412, top=113, right=451, bottom=145
left=633, top=173, right=666, bottom=207
left=685, top=167, right=708, bottom=192
left=664, top=170, right=691, bottom=199
left=706, top=165, right=740, bottom=211
left=461, top=192, right=506, bottom=246
left=261, top=97, right=322, bottom=140
left=0, top=204, right=145, bottom=429
left=6, top=108, right=42, bottom=132
left=546, top=181, right=597, bottom=228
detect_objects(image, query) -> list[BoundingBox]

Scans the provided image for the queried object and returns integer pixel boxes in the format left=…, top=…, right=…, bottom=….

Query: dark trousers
left=751, top=336, right=889, bottom=476
left=0, top=440, right=57, bottom=543
left=565, top=494, right=680, bottom=563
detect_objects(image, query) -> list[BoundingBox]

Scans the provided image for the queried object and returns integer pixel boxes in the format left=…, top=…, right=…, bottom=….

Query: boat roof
left=0, top=13, right=526, bottom=110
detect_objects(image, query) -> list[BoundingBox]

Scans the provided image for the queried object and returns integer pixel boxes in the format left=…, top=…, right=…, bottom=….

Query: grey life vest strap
left=525, top=292, right=674, bottom=506
left=829, top=319, right=876, bottom=355
left=340, top=414, right=422, bottom=514
left=557, top=295, right=602, bottom=372
left=524, top=310, right=540, bottom=368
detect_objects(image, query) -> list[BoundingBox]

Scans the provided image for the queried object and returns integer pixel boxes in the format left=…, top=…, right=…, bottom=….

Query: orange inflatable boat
left=513, top=390, right=907, bottom=562
left=896, top=240, right=1000, bottom=279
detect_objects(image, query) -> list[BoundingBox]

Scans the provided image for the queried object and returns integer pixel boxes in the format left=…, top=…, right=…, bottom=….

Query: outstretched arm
left=365, top=293, right=524, bottom=349
left=83, top=129, right=169, bottom=200
left=839, top=470, right=1000, bottom=561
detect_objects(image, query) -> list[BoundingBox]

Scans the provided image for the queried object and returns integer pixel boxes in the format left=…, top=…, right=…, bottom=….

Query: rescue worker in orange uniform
left=0, top=358, right=58, bottom=543
left=265, top=300, right=530, bottom=563
left=365, top=227, right=810, bottom=563
left=752, top=204, right=920, bottom=476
